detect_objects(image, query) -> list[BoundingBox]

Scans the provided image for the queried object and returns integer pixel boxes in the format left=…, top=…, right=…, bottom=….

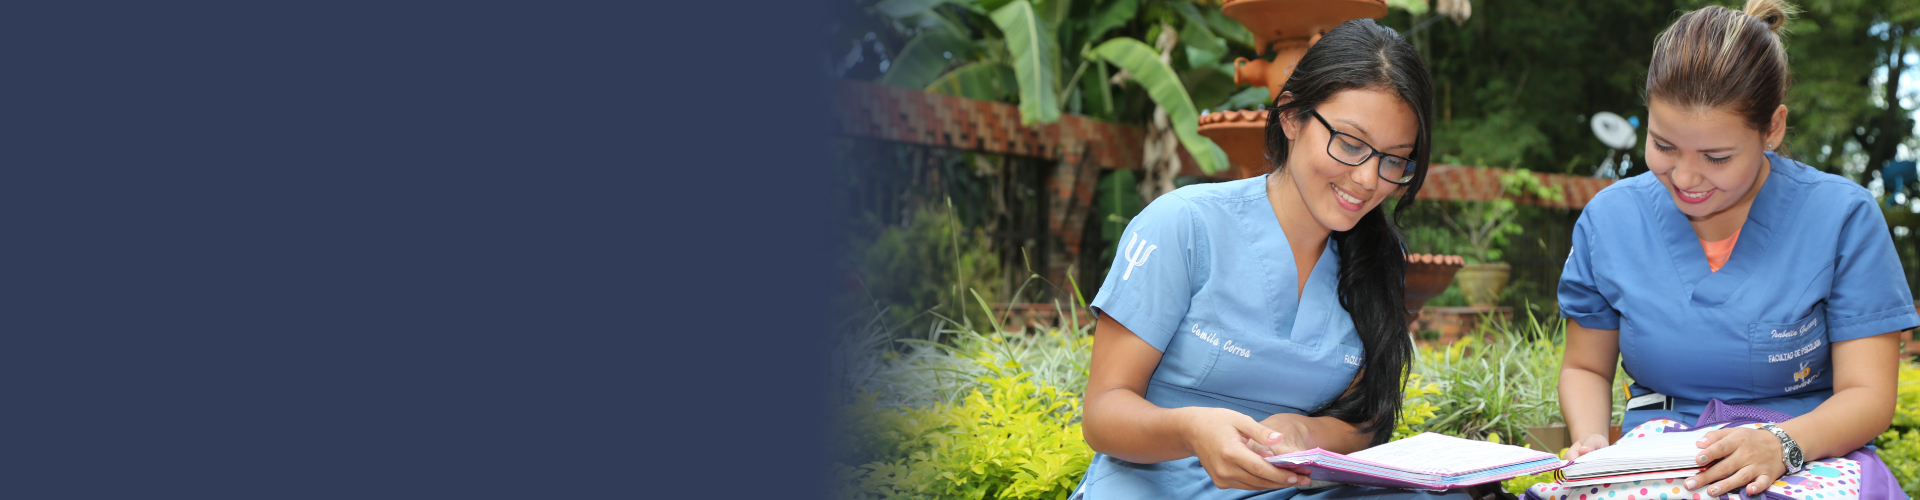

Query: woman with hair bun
left=1073, top=17, right=1470, bottom=500
left=1539, top=0, right=1917, bottom=498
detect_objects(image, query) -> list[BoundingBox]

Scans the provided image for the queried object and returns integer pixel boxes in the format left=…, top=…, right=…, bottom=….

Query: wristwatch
left=1758, top=423, right=1805, bottom=474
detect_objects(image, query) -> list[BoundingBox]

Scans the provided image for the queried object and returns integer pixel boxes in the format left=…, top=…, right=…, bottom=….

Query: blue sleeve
left=1558, top=209, right=1621, bottom=330
left=1825, top=194, right=1919, bottom=342
left=1089, top=193, right=1200, bottom=352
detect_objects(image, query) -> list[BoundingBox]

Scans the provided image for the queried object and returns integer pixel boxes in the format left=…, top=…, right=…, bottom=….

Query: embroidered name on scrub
left=1770, top=317, right=1818, bottom=338
left=1191, top=323, right=1220, bottom=345
left=1767, top=338, right=1823, bottom=363
left=1189, top=324, right=1249, bottom=358
left=1344, top=355, right=1362, bottom=366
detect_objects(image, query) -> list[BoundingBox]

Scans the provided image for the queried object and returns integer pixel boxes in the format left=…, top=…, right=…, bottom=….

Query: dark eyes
left=1653, top=142, right=1731, bottom=163
left=1335, top=135, right=1366, bottom=154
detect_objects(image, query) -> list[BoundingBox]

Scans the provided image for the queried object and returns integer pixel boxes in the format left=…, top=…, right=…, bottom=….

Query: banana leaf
left=879, top=28, right=973, bottom=89
left=1090, top=37, right=1229, bottom=175
left=989, top=0, right=1062, bottom=125
left=926, top=62, right=1019, bottom=101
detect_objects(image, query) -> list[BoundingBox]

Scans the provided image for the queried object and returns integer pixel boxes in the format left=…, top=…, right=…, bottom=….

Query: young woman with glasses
left=1073, top=18, right=1465, bottom=500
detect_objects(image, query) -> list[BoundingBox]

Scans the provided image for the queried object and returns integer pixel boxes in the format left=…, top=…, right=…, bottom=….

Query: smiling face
left=1644, top=99, right=1787, bottom=221
left=1277, top=88, right=1418, bottom=233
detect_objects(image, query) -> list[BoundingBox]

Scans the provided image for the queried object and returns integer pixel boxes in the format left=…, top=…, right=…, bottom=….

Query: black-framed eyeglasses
left=1301, top=109, right=1419, bottom=185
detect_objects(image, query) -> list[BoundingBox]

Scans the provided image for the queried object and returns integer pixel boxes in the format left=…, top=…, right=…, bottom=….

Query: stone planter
left=1405, top=254, right=1466, bottom=316
left=1413, top=306, right=1511, bottom=348
left=1455, top=263, right=1511, bottom=308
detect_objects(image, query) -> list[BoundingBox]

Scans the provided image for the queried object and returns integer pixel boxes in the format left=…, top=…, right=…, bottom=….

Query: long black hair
left=1261, top=18, right=1432, bottom=447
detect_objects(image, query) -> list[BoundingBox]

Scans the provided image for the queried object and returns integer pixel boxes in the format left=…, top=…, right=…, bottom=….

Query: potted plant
left=1439, top=170, right=1563, bottom=308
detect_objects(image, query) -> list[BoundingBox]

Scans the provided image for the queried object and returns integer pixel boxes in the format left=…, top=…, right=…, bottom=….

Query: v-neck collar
left=1250, top=174, right=1342, bottom=343
left=1650, top=152, right=1800, bottom=308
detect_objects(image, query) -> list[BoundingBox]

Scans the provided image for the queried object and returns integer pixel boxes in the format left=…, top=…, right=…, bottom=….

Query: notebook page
left=1347, top=433, right=1556, bottom=474
left=1562, top=428, right=1713, bottom=475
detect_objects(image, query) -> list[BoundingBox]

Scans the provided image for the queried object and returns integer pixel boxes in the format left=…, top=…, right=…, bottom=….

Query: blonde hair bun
left=1743, top=0, right=1797, bottom=35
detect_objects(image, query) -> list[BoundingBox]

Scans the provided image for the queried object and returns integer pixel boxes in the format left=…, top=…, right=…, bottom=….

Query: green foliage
left=1169, top=2, right=1225, bottom=64
left=833, top=280, right=1093, bottom=409
left=1091, top=37, right=1229, bottom=174
left=1876, top=362, right=1920, bottom=497
left=1409, top=316, right=1561, bottom=442
left=852, top=0, right=1247, bottom=169
left=1406, top=309, right=1632, bottom=442
left=1503, top=470, right=1562, bottom=496
left=1896, top=361, right=1920, bottom=432
left=1212, top=85, right=1270, bottom=112
left=1878, top=428, right=1920, bottom=497
left=1384, top=0, right=1429, bottom=16
left=1392, top=373, right=1443, bottom=441
left=990, top=1, right=1063, bottom=125
left=848, top=204, right=1004, bottom=339
left=832, top=329, right=1094, bottom=500
left=1420, top=169, right=1565, bottom=264
left=928, top=62, right=1021, bottom=101
left=1400, top=218, right=1467, bottom=258
left=1082, top=0, right=1138, bottom=42
left=1432, top=107, right=1552, bottom=171
left=880, top=27, right=975, bottom=89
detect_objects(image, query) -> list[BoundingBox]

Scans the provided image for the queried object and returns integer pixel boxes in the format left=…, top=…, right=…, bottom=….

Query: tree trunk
left=1138, top=24, right=1182, bottom=203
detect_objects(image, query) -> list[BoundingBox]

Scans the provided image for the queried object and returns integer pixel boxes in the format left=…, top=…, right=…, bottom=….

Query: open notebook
left=1265, top=432, right=1569, bottom=491
left=1556, top=428, right=1713, bottom=487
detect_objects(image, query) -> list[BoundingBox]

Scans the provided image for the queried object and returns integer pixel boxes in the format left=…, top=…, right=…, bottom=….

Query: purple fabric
left=1694, top=398, right=1796, bottom=428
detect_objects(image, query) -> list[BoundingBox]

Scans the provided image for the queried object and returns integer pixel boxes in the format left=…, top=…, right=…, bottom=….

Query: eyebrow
left=1647, top=130, right=1737, bottom=154
left=1336, top=117, right=1416, bottom=151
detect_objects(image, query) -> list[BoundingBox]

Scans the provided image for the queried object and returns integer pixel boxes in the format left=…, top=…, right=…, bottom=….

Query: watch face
left=1788, top=447, right=1805, bottom=467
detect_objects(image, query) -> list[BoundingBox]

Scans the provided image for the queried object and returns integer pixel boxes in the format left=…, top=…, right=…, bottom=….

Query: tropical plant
left=831, top=353, right=1092, bottom=500
left=830, top=279, right=1095, bottom=500
left=843, top=201, right=1006, bottom=339
left=1433, top=169, right=1564, bottom=264
left=860, top=0, right=1252, bottom=176
left=1407, top=308, right=1633, bottom=443
left=848, top=0, right=1451, bottom=178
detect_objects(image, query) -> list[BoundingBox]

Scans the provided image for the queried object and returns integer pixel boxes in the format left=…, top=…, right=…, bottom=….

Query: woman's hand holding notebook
left=1264, top=432, right=1568, bottom=491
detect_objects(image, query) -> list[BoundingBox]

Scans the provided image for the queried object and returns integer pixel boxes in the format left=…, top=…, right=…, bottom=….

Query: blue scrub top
left=1559, top=152, right=1920, bottom=430
left=1076, top=176, right=1459, bottom=500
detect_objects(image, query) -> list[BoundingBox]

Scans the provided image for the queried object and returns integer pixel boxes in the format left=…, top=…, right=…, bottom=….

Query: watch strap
left=1757, top=423, right=1804, bottom=473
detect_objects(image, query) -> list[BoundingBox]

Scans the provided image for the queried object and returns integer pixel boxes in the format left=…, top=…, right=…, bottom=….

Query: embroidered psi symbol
left=1122, top=232, right=1156, bottom=280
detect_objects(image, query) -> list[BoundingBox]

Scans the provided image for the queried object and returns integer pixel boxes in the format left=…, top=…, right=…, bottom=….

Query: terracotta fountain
left=1197, top=0, right=1389, bottom=180
left=1198, top=0, right=1464, bottom=326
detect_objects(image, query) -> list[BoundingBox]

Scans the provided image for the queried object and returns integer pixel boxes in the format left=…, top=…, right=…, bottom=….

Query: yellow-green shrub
left=832, top=354, right=1092, bottom=500
left=1877, top=362, right=1920, bottom=498
left=1892, top=362, right=1920, bottom=431
left=1877, top=429, right=1920, bottom=498
left=1394, top=373, right=1442, bottom=441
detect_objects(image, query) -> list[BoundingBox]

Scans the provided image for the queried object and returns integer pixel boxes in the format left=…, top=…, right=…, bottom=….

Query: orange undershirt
left=1700, top=228, right=1741, bottom=272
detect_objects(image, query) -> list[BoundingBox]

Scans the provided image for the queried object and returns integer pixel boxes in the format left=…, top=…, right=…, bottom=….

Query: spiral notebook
left=1265, top=432, right=1569, bottom=491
